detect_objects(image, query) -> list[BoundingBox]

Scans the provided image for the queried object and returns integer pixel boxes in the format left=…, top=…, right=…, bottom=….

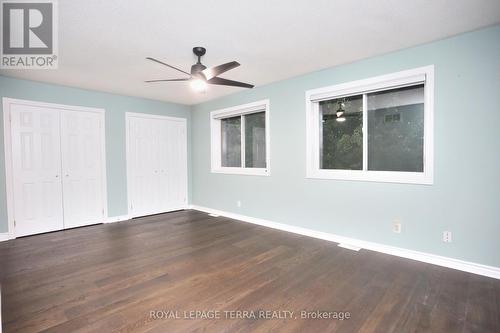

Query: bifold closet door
left=127, top=115, right=187, bottom=218
left=60, top=111, right=106, bottom=229
left=164, top=119, right=187, bottom=209
left=128, top=116, right=158, bottom=217
left=10, top=105, right=64, bottom=237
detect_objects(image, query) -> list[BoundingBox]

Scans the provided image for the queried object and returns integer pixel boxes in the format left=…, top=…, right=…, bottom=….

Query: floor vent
left=338, top=243, right=361, bottom=251
left=208, top=213, right=220, bottom=217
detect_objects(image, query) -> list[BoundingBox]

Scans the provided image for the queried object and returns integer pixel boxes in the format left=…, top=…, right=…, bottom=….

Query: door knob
left=55, top=175, right=59, bottom=178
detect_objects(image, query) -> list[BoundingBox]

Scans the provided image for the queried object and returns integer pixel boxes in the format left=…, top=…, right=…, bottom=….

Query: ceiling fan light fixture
left=145, top=47, right=253, bottom=90
left=336, top=116, right=346, bottom=122
left=335, top=100, right=346, bottom=118
left=190, top=78, right=207, bottom=93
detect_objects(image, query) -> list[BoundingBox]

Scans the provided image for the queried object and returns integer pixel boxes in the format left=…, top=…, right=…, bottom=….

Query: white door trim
left=126, top=111, right=187, bottom=123
left=2, top=97, right=108, bottom=238
left=125, top=112, right=188, bottom=218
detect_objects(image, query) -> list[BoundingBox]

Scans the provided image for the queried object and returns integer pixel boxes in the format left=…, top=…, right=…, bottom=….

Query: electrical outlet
left=443, top=231, right=452, bottom=243
left=237, top=200, right=242, bottom=208
left=393, top=220, right=401, bottom=233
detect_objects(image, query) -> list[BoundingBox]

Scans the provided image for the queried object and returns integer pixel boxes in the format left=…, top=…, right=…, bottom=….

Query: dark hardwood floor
left=0, top=210, right=499, bottom=332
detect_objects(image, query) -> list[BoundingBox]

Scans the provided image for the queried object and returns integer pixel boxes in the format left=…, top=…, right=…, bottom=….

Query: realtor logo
left=1, top=0, right=58, bottom=68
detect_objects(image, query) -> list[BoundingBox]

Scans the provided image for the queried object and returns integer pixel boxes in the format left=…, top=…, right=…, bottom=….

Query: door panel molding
left=2, top=97, right=108, bottom=238
left=60, top=110, right=106, bottom=229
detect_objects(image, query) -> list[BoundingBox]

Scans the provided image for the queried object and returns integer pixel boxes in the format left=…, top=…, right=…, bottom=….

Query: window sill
left=211, top=167, right=270, bottom=176
left=306, top=169, right=433, bottom=185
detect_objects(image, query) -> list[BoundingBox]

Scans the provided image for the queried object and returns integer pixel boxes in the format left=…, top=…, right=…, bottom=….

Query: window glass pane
left=221, top=116, right=241, bottom=167
left=367, top=84, right=424, bottom=172
left=244, top=112, right=266, bottom=168
left=320, top=95, right=363, bottom=170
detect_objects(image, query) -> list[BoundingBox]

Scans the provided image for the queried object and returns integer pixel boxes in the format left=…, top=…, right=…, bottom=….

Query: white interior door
left=165, top=119, right=188, bottom=209
left=10, top=104, right=64, bottom=237
left=60, top=110, right=106, bottom=229
left=127, top=114, right=187, bottom=218
left=153, top=119, right=168, bottom=212
left=128, top=116, right=156, bottom=216
left=155, top=119, right=171, bottom=212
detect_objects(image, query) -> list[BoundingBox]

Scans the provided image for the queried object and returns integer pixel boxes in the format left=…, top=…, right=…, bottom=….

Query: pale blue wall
left=0, top=76, right=191, bottom=232
left=191, top=25, right=500, bottom=267
left=1, top=26, right=499, bottom=267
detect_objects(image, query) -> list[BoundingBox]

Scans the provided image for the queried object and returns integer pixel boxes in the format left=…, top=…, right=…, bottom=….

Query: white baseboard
left=0, top=232, right=14, bottom=242
left=191, top=205, right=500, bottom=280
left=0, top=215, right=130, bottom=241
left=0, top=208, right=189, bottom=240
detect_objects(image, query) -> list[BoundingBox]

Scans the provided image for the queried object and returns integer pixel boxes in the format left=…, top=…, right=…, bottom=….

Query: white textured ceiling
left=1, top=0, right=500, bottom=105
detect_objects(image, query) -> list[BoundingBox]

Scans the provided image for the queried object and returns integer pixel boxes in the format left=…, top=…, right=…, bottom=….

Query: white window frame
left=210, top=99, right=270, bottom=176
left=305, top=65, right=434, bottom=185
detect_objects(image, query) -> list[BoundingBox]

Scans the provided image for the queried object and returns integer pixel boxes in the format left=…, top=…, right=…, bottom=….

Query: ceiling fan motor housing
left=191, top=63, right=207, bottom=76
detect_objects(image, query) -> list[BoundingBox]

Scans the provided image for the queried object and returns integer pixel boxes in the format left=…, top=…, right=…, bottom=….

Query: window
left=221, top=116, right=242, bottom=167
left=211, top=100, right=270, bottom=175
left=306, top=66, right=433, bottom=184
left=320, top=94, right=363, bottom=170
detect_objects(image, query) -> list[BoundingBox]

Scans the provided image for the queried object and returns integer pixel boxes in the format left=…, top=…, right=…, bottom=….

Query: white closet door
left=127, top=114, right=187, bottom=218
left=165, top=119, right=187, bottom=208
left=154, top=119, right=169, bottom=212
left=129, top=116, right=154, bottom=216
left=131, top=116, right=166, bottom=215
left=10, top=105, right=64, bottom=237
left=60, top=111, right=105, bottom=228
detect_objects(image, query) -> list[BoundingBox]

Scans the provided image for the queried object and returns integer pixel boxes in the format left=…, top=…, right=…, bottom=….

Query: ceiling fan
left=145, top=47, right=254, bottom=92
left=322, top=99, right=362, bottom=122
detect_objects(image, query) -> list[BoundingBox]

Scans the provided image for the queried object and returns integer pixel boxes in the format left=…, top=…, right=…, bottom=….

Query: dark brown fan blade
left=144, top=78, right=190, bottom=83
left=208, top=77, right=254, bottom=88
left=146, top=57, right=191, bottom=76
left=201, top=61, right=240, bottom=80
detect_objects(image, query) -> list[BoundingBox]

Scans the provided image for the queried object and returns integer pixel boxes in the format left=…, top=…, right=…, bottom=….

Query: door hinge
left=13, top=219, right=16, bottom=227
left=102, top=208, right=105, bottom=215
